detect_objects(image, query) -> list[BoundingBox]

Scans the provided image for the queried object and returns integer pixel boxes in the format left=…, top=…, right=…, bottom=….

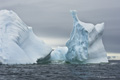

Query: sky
left=0, top=0, right=120, bottom=53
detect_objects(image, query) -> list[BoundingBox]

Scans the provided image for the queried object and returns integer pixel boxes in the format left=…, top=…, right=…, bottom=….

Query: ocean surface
left=0, top=60, right=120, bottom=80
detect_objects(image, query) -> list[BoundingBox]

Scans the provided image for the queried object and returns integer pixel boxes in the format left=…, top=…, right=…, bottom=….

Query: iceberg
left=0, top=10, right=108, bottom=64
left=0, top=10, right=52, bottom=64
left=50, top=10, right=108, bottom=63
left=66, top=10, right=108, bottom=63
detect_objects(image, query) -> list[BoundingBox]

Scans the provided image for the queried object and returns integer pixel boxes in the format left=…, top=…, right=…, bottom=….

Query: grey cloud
left=0, top=0, right=120, bottom=53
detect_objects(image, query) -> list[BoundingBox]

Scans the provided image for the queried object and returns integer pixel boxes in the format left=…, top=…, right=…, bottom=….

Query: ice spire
left=66, top=10, right=88, bottom=63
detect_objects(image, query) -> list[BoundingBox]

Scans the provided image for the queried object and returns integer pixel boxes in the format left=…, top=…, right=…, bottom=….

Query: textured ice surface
left=66, top=10, right=108, bottom=63
left=0, top=10, right=52, bottom=64
left=66, top=11, right=88, bottom=63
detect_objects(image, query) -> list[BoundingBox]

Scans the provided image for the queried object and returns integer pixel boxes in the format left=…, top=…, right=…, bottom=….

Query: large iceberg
left=0, top=10, right=108, bottom=64
left=50, top=10, right=108, bottom=63
left=0, top=10, right=52, bottom=64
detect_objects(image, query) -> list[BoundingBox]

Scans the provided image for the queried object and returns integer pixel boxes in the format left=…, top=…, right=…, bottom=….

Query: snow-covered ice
left=0, top=10, right=52, bottom=64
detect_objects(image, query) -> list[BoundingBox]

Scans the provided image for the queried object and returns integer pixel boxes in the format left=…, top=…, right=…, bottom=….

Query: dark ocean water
left=0, top=60, right=120, bottom=80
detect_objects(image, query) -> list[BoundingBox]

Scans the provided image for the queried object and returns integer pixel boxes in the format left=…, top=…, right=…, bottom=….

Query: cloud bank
left=0, top=0, right=120, bottom=53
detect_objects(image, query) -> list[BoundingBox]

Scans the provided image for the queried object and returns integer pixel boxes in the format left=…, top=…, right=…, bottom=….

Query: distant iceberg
left=50, top=10, right=108, bottom=63
left=0, top=10, right=52, bottom=64
left=0, top=10, right=108, bottom=64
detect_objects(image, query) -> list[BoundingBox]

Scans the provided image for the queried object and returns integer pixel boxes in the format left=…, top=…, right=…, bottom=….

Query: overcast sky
left=0, top=0, right=120, bottom=53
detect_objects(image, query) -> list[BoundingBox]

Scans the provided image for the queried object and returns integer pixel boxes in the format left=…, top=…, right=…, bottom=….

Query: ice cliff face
left=0, top=10, right=52, bottom=64
left=50, top=10, right=108, bottom=63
